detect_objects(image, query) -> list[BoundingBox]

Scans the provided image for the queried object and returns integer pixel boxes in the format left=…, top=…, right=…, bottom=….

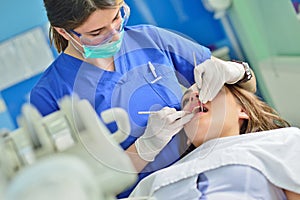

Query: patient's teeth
left=192, top=106, right=208, bottom=113
left=192, top=106, right=200, bottom=113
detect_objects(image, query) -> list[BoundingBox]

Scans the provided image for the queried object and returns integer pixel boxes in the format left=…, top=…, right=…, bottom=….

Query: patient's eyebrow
left=181, top=97, right=189, bottom=108
left=181, top=90, right=192, bottom=108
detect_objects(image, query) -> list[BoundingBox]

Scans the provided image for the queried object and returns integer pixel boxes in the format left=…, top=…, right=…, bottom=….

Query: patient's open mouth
left=192, top=105, right=208, bottom=113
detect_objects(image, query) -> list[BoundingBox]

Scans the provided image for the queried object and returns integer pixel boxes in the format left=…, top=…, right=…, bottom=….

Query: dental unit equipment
left=0, top=95, right=137, bottom=200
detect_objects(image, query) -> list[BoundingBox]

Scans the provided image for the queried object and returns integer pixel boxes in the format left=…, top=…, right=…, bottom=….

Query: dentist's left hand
left=135, top=107, right=194, bottom=162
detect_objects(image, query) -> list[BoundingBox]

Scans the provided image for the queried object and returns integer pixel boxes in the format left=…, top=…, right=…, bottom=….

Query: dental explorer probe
left=193, top=52, right=204, bottom=112
left=138, top=111, right=159, bottom=115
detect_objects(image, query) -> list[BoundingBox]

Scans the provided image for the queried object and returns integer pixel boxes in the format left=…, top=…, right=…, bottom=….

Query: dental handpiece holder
left=1, top=95, right=137, bottom=200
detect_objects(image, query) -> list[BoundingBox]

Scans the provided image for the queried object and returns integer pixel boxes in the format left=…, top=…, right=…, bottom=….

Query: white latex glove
left=135, top=107, right=194, bottom=162
left=194, top=58, right=244, bottom=103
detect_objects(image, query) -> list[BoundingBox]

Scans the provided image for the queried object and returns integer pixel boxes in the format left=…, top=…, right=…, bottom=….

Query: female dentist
left=29, top=0, right=256, bottom=197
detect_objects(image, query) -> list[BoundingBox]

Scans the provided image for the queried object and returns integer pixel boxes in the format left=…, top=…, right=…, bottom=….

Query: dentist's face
left=181, top=85, right=245, bottom=147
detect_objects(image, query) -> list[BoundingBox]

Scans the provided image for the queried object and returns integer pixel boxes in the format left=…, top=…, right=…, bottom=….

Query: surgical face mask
left=82, top=30, right=124, bottom=58
left=66, top=30, right=124, bottom=59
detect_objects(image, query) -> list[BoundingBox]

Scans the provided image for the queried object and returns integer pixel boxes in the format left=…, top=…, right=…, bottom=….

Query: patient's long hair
left=226, top=84, right=290, bottom=134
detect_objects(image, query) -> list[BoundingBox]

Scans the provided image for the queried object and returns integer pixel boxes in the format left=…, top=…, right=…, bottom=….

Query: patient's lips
left=187, top=93, right=208, bottom=114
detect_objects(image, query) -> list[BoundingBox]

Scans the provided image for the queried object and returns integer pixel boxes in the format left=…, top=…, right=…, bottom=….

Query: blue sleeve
left=29, top=86, right=59, bottom=116
left=152, top=26, right=211, bottom=86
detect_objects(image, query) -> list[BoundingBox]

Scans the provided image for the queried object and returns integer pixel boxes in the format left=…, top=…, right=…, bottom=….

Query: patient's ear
left=238, top=108, right=249, bottom=120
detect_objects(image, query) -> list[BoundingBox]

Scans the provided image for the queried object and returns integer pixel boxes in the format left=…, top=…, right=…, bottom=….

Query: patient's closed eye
left=182, top=98, right=189, bottom=108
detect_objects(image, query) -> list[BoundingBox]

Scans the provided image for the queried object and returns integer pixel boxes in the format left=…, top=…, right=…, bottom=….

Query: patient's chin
left=184, top=124, right=203, bottom=145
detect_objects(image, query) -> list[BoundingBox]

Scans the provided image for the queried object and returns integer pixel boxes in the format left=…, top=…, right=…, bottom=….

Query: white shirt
left=130, top=127, right=300, bottom=200
left=196, top=165, right=286, bottom=200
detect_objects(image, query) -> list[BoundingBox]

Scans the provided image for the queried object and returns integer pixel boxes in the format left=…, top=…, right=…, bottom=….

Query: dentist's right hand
left=194, top=58, right=245, bottom=103
left=135, top=107, right=194, bottom=162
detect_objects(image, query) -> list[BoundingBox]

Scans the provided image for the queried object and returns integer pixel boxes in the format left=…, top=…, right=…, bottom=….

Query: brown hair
left=226, top=84, right=290, bottom=134
left=43, top=0, right=123, bottom=52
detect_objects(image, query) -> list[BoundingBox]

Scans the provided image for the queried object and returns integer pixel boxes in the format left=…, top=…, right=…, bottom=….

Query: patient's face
left=181, top=85, right=246, bottom=147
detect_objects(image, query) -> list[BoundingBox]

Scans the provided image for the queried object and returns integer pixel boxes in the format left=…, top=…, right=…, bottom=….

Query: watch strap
left=233, top=60, right=253, bottom=83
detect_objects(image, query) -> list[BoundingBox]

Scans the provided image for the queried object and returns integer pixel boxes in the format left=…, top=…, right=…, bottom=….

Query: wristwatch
left=233, top=60, right=253, bottom=83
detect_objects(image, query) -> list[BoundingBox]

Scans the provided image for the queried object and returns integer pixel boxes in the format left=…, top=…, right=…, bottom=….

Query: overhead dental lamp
left=202, top=0, right=232, bottom=19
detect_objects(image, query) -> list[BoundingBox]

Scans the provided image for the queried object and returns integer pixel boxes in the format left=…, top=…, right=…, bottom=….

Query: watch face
left=243, top=62, right=252, bottom=81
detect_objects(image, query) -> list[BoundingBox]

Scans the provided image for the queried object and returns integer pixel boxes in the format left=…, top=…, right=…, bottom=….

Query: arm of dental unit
left=0, top=95, right=137, bottom=200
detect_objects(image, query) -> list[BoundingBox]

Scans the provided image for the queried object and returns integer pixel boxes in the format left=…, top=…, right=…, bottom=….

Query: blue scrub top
left=30, top=24, right=211, bottom=197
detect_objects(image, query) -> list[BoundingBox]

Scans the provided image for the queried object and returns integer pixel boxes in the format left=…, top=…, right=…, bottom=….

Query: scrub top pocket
left=111, top=63, right=183, bottom=138
left=143, top=63, right=183, bottom=108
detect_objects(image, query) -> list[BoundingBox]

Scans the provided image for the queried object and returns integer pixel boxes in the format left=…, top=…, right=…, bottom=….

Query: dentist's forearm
left=125, top=144, right=149, bottom=172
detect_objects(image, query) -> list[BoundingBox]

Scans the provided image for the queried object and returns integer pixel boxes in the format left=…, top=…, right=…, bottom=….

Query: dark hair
left=43, top=0, right=123, bottom=52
